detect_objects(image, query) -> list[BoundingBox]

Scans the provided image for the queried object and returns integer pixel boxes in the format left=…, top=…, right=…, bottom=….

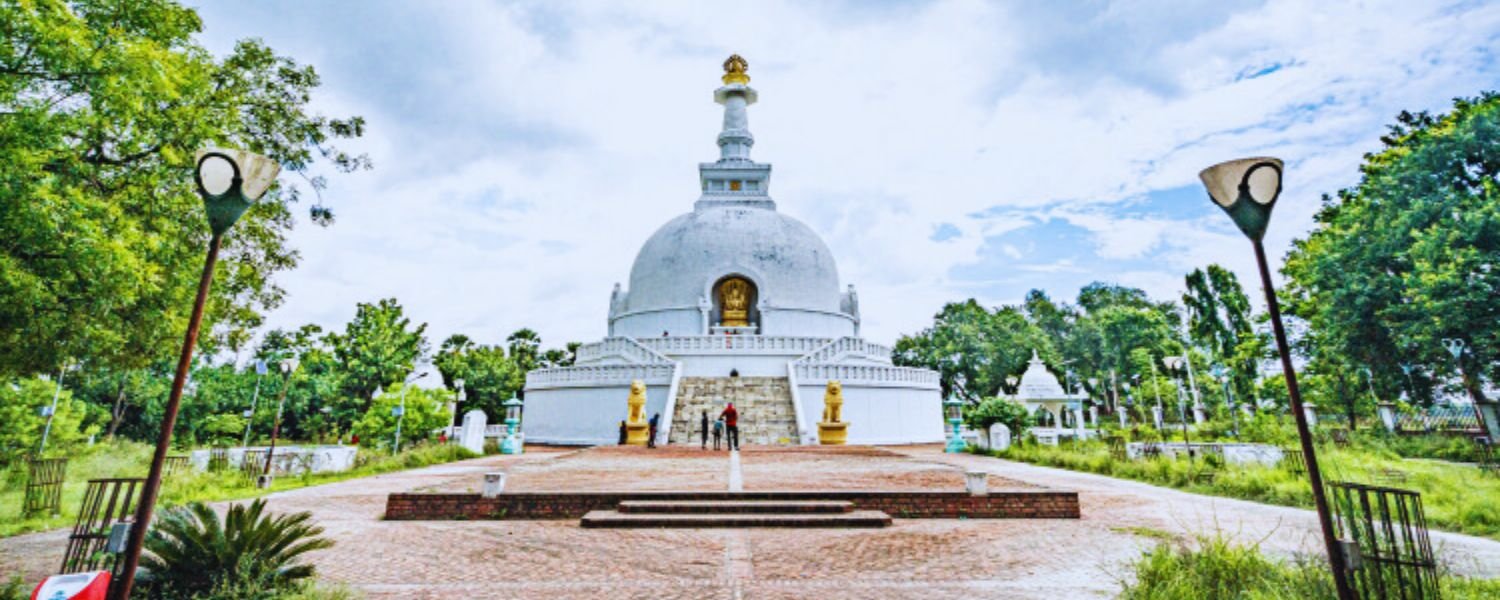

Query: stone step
left=580, top=509, right=892, bottom=529
left=669, top=376, right=800, bottom=445
left=617, top=500, right=853, bottom=514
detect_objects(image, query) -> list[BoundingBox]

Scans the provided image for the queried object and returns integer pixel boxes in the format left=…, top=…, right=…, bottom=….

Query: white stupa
left=521, top=56, right=943, bottom=446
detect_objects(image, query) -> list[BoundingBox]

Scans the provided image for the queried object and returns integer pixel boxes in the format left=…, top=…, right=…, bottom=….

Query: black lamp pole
left=1202, top=157, right=1353, bottom=600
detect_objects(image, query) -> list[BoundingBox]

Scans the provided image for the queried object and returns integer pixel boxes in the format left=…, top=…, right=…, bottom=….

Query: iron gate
left=1327, top=481, right=1439, bottom=600
left=23, top=457, right=68, bottom=517
left=60, top=478, right=144, bottom=574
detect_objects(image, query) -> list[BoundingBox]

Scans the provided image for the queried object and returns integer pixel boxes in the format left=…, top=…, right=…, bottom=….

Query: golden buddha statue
left=720, top=277, right=751, bottom=328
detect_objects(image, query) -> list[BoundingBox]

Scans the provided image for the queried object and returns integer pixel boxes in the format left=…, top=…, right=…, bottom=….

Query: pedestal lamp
left=501, top=395, right=524, bottom=455
left=944, top=397, right=966, bottom=453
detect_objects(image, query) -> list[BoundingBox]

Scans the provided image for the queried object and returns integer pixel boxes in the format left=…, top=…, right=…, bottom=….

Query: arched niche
left=711, top=274, right=759, bottom=332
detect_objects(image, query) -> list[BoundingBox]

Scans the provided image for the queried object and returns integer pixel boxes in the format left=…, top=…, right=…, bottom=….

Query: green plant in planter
left=140, top=498, right=332, bottom=598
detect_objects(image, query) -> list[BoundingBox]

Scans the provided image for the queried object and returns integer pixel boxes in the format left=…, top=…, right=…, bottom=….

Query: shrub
left=962, top=396, right=1030, bottom=437
left=351, top=383, right=451, bottom=451
left=1120, top=534, right=1334, bottom=599
left=141, top=499, right=332, bottom=598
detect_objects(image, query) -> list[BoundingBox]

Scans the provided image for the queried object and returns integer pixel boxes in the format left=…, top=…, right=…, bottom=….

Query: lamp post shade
left=1199, top=157, right=1283, bottom=241
left=194, top=148, right=280, bottom=236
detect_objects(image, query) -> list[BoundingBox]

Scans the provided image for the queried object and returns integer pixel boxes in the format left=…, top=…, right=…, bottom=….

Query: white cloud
left=192, top=0, right=1500, bottom=354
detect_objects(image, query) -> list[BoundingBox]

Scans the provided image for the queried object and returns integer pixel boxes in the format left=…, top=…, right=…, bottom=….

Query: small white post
left=482, top=472, right=506, bottom=498
left=964, top=471, right=988, bottom=496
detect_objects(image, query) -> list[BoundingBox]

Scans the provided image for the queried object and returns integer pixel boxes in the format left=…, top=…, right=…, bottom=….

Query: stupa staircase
left=668, top=377, right=799, bottom=446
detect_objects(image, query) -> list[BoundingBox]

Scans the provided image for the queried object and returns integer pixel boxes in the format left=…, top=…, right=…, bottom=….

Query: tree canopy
left=1284, top=93, right=1500, bottom=405
left=0, top=0, right=368, bottom=377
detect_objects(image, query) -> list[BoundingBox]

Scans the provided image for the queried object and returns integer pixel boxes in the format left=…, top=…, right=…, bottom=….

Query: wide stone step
left=617, top=500, right=853, bottom=514
left=580, top=509, right=891, bottom=528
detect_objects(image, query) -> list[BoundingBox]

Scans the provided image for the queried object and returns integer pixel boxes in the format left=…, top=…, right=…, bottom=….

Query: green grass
left=1118, top=533, right=1500, bottom=599
left=987, top=439, right=1500, bottom=540
left=0, top=441, right=478, bottom=538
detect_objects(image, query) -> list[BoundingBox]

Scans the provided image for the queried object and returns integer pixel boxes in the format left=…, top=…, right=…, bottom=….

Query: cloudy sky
left=193, top=0, right=1500, bottom=358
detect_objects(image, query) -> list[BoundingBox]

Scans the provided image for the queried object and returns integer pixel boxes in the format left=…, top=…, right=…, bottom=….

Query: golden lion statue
left=818, top=380, right=848, bottom=445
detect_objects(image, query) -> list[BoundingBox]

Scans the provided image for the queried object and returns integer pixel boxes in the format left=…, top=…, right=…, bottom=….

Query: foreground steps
left=618, top=499, right=853, bottom=514
left=581, top=508, right=892, bottom=528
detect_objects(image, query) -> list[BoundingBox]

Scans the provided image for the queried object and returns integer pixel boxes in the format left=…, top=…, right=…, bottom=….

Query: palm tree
left=141, top=498, right=332, bottom=597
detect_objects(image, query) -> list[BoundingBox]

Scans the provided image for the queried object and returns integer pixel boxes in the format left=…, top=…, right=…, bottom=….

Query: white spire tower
left=697, top=54, right=774, bottom=210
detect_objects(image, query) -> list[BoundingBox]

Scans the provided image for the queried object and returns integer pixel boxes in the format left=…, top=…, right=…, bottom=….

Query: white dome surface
left=625, top=205, right=842, bottom=314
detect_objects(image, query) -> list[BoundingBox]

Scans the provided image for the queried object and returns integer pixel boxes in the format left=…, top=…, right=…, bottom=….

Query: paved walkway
left=2, top=445, right=1497, bottom=599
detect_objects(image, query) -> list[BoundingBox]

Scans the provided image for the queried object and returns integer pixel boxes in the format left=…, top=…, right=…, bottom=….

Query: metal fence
left=1327, top=481, right=1439, bottom=600
left=164, top=454, right=191, bottom=477
left=208, top=446, right=231, bottom=473
left=23, top=457, right=68, bottom=517
left=60, top=478, right=144, bottom=575
left=1396, top=404, right=1480, bottom=434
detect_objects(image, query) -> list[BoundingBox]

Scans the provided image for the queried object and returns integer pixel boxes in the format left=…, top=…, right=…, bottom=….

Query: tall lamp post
left=259, top=357, right=300, bottom=489
left=393, top=372, right=429, bottom=454
left=115, top=148, right=280, bottom=600
left=1200, top=156, right=1353, bottom=600
left=38, top=360, right=72, bottom=455
left=241, top=359, right=268, bottom=448
left=1212, top=365, right=1240, bottom=436
left=1441, top=338, right=1497, bottom=439
left=1163, top=357, right=1195, bottom=462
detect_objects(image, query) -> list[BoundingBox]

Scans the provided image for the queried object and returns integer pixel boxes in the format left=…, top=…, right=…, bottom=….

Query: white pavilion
left=520, top=56, right=944, bottom=446
left=1013, top=350, right=1093, bottom=442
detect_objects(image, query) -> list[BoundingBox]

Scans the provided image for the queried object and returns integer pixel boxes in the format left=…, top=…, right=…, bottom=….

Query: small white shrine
left=1013, top=350, right=1093, bottom=443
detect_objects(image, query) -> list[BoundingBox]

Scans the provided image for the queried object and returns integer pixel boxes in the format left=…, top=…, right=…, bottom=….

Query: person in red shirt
left=719, top=403, right=739, bottom=451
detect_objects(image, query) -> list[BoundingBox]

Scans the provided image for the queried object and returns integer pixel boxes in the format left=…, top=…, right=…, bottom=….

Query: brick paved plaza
left=4, top=445, right=1499, bottom=598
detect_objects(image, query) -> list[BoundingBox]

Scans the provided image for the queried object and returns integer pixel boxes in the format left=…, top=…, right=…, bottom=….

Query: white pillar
left=1152, top=406, right=1164, bottom=430
left=1302, top=403, right=1318, bottom=427
left=1376, top=402, right=1397, bottom=434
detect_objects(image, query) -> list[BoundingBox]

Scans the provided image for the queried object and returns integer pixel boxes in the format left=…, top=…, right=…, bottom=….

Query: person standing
left=647, top=413, right=660, bottom=448
left=719, top=403, right=739, bottom=451
left=700, top=411, right=709, bottom=449
left=712, top=418, right=724, bottom=450
left=618, top=420, right=626, bottom=445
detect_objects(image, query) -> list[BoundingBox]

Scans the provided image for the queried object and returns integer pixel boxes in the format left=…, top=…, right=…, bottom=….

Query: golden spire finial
left=722, top=54, right=750, bottom=85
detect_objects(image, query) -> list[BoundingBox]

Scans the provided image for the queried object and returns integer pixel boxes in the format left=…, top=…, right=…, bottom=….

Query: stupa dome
left=624, top=205, right=842, bottom=315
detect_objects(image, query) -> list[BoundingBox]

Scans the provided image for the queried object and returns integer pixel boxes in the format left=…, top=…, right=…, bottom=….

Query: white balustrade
left=526, top=363, right=676, bottom=388
left=575, top=337, right=673, bottom=365
left=637, top=335, right=831, bottom=355
left=792, top=363, right=940, bottom=387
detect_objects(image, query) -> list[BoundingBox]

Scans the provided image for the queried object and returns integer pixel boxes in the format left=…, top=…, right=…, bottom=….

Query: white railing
left=526, top=364, right=676, bottom=387
left=793, top=363, right=940, bottom=388
left=793, top=337, right=894, bottom=365
left=575, top=337, right=674, bottom=365
left=638, top=335, right=831, bottom=355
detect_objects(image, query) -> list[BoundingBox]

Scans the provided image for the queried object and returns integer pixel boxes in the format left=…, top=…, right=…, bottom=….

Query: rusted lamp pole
left=112, top=149, right=280, bottom=600
left=259, top=357, right=300, bottom=489
left=1199, top=157, right=1354, bottom=600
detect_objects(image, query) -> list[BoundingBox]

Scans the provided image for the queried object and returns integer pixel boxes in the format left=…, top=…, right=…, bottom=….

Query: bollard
left=482, top=472, right=506, bottom=498
left=964, top=471, right=988, bottom=496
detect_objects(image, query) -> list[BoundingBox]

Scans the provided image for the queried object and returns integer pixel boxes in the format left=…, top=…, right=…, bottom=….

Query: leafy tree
left=894, top=299, right=1054, bottom=401
left=141, top=499, right=332, bottom=598
left=506, top=328, right=542, bottom=373
left=0, top=376, right=97, bottom=463
left=1284, top=93, right=1500, bottom=410
left=0, top=0, right=368, bottom=378
left=329, top=298, right=428, bottom=411
left=434, top=339, right=519, bottom=420
left=1183, top=265, right=1266, bottom=405
left=351, top=382, right=451, bottom=450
